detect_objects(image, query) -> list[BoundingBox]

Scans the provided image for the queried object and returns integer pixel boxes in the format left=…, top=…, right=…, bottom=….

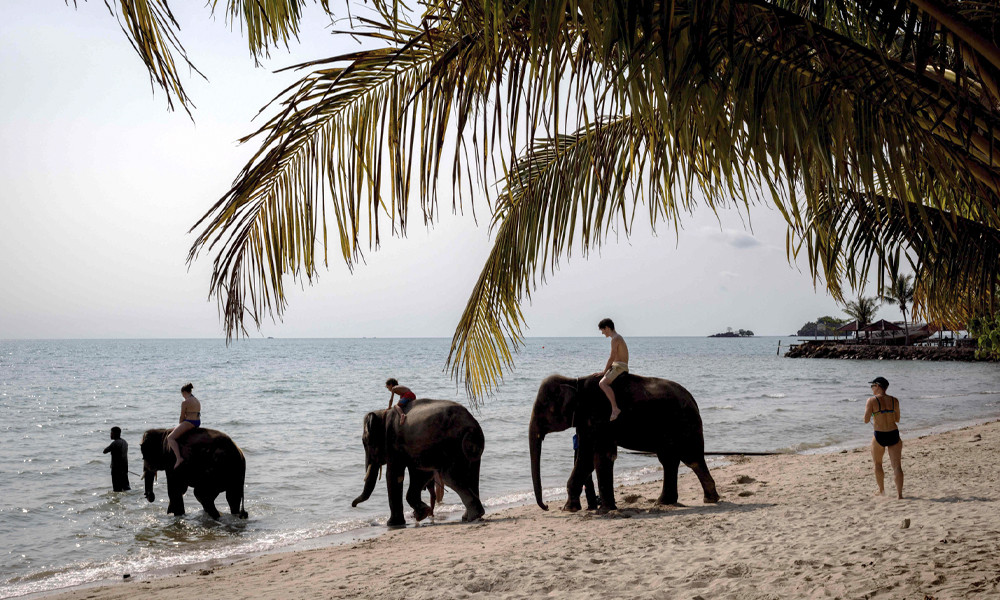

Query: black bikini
left=871, top=397, right=900, bottom=447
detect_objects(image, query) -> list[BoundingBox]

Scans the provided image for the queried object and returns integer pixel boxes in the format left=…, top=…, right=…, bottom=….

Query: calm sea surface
left=2, top=337, right=999, bottom=597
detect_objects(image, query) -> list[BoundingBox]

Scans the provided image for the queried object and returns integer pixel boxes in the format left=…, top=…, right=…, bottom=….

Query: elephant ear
left=558, top=383, right=580, bottom=425
left=362, top=412, right=386, bottom=464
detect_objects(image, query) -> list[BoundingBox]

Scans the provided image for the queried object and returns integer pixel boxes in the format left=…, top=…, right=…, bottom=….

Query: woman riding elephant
left=141, top=427, right=248, bottom=519
left=352, top=398, right=485, bottom=527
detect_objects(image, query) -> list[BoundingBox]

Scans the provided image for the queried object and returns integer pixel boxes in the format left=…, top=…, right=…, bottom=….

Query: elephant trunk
left=352, top=463, right=378, bottom=507
left=143, top=462, right=156, bottom=502
left=529, top=420, right=548, bottom=511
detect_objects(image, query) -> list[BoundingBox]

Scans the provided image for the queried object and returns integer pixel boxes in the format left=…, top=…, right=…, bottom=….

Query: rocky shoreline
left=784, top=340, right=987, bottom=361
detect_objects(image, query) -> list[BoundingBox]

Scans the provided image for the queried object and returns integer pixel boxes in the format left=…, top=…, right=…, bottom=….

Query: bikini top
left=872, top=396, right=896, bottom=416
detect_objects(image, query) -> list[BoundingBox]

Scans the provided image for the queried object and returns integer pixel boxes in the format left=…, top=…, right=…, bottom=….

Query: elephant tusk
left=365, top=464, right=372, bottom=481
left=378, top=465, right=383, bottom=481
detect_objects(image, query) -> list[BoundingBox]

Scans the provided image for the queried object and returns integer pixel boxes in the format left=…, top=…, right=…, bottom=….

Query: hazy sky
left=0, top=2, right=895, bottom=340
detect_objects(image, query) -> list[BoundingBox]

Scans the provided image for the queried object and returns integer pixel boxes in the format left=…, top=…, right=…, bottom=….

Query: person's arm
left=863, top=397, right=874, bottom=423
left=387, top=391, right=396, bottom=409
left=104, top=442, right=114, bottom=453
left=894, top=397, right=901, bottom=423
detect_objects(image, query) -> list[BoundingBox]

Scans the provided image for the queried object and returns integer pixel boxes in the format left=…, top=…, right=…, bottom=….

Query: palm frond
left=95, top=0, right=205, bottom=112
left=186, top=10, right=592, bottom=339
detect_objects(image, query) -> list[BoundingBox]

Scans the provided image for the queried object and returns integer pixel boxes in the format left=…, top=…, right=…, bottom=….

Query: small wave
left=702, top=405, right=735, bottom=411
left=761, top=393, right=787, bottom=399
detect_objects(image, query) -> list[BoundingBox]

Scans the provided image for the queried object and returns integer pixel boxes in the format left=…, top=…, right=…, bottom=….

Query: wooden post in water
left=777, top=340, right=781, bottom=356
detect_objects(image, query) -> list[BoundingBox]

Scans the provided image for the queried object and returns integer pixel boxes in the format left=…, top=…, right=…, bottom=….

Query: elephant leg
left=385, top=463, right=407, bottom=528
left=166, top=476, right=187, bottom=516
left=226, top=477, right=247, bottom=518
left=594, top=448, right=617, bottom=512
left=583, top=475, right=599, bottom=510
left=406, top=468, right=434, bottom=522
left=682, top=455, right=720, bottom=503
left=440, top=464, right=484, bottom=522
left=656, top=451, right=681, bottom=505
left=194, top=487, right=222, bottom=520
left=563, top=445, right=594, bottom=512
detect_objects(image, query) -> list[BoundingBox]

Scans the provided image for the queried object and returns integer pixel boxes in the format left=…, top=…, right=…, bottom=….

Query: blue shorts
left=184, top=419, right=201, bottom=428
left=397, top=393, right=416, bottom=408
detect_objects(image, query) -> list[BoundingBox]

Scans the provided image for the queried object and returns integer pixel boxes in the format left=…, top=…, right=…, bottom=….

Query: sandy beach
left=41, top=420, right=1000, bottom=600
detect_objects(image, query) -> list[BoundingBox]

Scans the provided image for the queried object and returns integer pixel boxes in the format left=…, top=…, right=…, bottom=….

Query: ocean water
left=2, top=336, right=999, bottom=598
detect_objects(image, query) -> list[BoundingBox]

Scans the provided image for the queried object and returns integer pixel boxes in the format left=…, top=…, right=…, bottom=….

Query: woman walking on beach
left=864, top=376, right=903, bottom=499
left=167, top=383, right=201, bottom=469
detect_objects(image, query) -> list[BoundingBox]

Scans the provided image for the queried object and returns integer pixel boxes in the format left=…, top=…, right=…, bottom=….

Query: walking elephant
left=351, top=399, right=485, bottom=527
left=140, top=428, right=249, bottom=519
left=529, top=373, right=719, bottom=512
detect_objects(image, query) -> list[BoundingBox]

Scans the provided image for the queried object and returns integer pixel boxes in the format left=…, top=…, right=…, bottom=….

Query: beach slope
left=44, top=421, right=1000, bottom=599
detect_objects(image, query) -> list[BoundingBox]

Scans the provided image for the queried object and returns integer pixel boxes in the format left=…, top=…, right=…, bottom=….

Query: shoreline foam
left=29, top=418, right=1000, bottom=600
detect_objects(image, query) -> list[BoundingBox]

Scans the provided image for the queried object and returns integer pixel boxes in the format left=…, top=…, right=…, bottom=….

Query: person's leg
left=599, top=376, right=621, bottom=421
left=434, top=471, right=445, bottom=502
left=870, top=437, right=886, bottom=495
left=887, top=440, right=904, bottom=499
left=167, top=422, right=194, bottom=469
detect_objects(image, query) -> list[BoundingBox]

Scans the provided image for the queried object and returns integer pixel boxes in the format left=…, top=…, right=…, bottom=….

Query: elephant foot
left=386, top=515, right=406, bottom=529
left=586, top=497, right=602, bottom=511
left=560, top=499, right=582, bottom=513
left=413, top=503, right=432, bottom=522
left=704, top=493, right=720, bottom=504
left=656, top=494, right=678, bottom=505
left=461, top=506, right=485, bottom=522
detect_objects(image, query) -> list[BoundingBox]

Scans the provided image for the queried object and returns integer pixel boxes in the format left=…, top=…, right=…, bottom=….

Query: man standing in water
left=103, top=426, right=130, bottom=491
left=864, top=376, right=903, bottom=499
left=594, top=318, right=629, bottom=421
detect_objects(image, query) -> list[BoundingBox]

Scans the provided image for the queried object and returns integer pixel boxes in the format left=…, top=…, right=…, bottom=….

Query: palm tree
left=843, top=296, right=879, bottom=344
left=882, top=273, right=916, bottom=346
left=57, top=1, right=1000, bottom=400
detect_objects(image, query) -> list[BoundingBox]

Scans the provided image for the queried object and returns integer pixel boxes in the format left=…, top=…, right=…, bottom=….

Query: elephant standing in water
left=530, top=373, right=719, bottom=512
left=352, top=399, right=485, bottom=527
left=141, top=428, right=249, bottom=519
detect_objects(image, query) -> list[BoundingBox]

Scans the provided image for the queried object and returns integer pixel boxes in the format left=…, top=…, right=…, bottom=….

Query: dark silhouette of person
left=103, top=426, right=130, bottom=491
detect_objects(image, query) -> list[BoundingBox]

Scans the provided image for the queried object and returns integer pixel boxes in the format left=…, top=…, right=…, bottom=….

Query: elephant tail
left=462, top=427, right=485, bottom=461
left=234, top=443, right=249, bottom=519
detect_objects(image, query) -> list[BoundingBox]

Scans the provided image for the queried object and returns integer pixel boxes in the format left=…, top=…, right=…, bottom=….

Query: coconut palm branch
left=185, top=10, right=602, bottom=337
left=446, top=1, right=1000, bottom=395
left=67, top=0, right=337, bottom=112
left=172, top=0, right=1000, bottom=398
left=447, top=112, right=763, bottom=400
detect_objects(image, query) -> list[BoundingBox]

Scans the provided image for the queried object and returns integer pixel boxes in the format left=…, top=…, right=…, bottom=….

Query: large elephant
left=140, top=428, right=249, bottom=520
left=351, top=399, right=485, bottom=527
left=529, top=373, right=719, bottom=512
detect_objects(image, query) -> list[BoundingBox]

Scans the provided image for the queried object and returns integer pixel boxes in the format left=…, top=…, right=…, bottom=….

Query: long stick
left=625, top=450, right=781, bottom=457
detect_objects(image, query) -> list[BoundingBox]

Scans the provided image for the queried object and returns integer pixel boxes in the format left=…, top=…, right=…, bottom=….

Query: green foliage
left=798, top=316, right=847, bottom=336
left=57, top=0, right=1000, bottom=399
left=969, top=315, right=1000, bottom=360
left=843, top=297, right=879, bottom=329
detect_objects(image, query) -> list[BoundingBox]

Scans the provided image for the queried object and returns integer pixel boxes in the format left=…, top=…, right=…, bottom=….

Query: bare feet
left=610, top=408, right=621, bottom=421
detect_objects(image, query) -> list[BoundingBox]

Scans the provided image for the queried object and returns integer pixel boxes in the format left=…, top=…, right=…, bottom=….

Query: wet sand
left=41, top=420, right=1000, bottom=599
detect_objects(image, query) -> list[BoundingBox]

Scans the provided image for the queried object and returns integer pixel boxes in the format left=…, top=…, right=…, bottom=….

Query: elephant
left=140, top=428, right=249, bottom=520
left=529, top=373, right=719, bottom=512
left=351, top=399, right=486, bottom=527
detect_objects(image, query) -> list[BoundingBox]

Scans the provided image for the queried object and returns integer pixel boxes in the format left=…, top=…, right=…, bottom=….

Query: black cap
left=869, top=376, right=889, bottom=390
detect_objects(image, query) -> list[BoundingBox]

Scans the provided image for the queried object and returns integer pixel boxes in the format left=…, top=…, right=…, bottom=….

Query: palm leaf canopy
left=80, top=0, right=1000, bottom=401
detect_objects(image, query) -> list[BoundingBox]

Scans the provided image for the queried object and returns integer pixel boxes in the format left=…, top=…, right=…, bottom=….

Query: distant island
left=709, top=328, right=754, bottom=338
